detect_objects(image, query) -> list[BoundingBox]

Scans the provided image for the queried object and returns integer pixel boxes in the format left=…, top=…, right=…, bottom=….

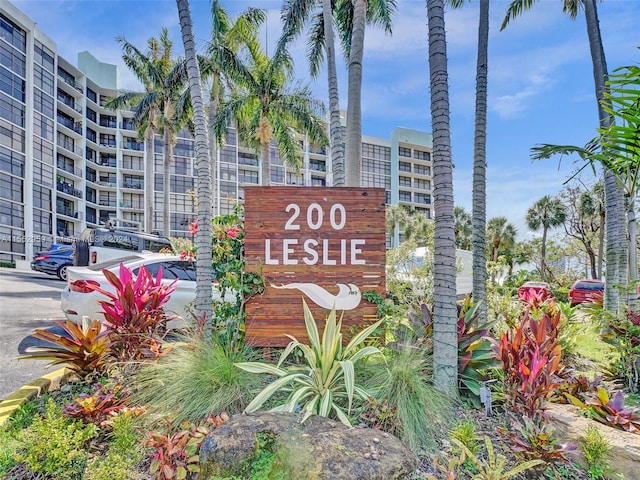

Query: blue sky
left=13, top=0, right=640, bottom=239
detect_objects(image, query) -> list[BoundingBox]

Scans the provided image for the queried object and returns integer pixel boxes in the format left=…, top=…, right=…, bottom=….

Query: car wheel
left=57, top=265, right=68, bottom=281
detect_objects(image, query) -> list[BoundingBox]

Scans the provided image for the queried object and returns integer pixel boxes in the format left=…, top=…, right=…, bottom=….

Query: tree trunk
left=260, top=140, right=270, bottom=186
left=472, top=0, right=489, bottom=320
left=322, top=0, right=344, bottom=187
left=144, top=126, right=155, bottom=233
left=540, top=226, right=548, bottom=281
left=427, top=0, right=458, bottom=397
left=176, top=0, right=214, bottom=325
left=208, top=73, right=221, bottom=216
left=597, top=210, right=605, bottom=279
left=627, top=198, right=637, bottom=310
left=344, top=0, right=366, bottom=187
left=163, top=128, right=173, bottom=237
left=583, top=0, right=627, bottom=312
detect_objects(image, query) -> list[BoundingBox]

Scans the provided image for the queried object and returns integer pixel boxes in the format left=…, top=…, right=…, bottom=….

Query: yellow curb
left=0, top=368, right=70, bottom=427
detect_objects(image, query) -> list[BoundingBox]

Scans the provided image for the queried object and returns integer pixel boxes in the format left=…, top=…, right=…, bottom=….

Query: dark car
left=31, top=247, right=74, bottom=281
left=568, top=279, right=605, bottom=306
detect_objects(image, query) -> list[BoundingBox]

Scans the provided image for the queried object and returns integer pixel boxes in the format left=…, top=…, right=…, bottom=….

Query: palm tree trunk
left=322, top=0, right=345, bottom=187
left=208, top=74, right=221, bottom=216
left=144, top=126, right=155, bottom=233
left=597, top=210, right=604, bottom=279
left=583, top=0, right=627, bottom=312
left=427, top=0, right=458, bottom=397
left=627, top=198, right=637, bottom=310
left=163, top=129, right=173, bottom=237
left=261, top=140, right=270, bottom=186
left=344, top=0, right=366, bottom=187
left=472, top=0, right=489, bottom=320
left=176, top=0, right=214, bottom=325
left=540, top=226, right=548, bottom=281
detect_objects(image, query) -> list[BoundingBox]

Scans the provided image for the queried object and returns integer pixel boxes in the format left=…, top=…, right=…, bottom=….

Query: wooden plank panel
left=244, top=187, right=386, bottom=346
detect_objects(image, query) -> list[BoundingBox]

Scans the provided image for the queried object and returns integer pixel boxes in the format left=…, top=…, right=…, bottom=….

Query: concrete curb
left=0, top=368, right=71, bottom=427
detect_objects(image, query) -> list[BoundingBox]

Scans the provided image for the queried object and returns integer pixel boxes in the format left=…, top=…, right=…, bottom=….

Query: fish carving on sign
left=270, top=283, right=361, bottom=310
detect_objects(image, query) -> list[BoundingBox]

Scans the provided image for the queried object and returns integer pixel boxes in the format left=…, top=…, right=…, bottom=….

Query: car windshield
left=575, top=282, right=604, bottom=291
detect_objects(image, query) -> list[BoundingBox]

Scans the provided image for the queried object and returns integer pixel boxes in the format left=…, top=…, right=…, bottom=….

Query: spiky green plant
left=236, top=300, right=383, bottom=426
left=130, top=334, right=259, bottom=423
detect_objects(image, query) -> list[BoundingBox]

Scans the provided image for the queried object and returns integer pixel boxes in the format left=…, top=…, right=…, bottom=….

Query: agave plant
left=235, top=300, right=383, bottom=426
left=18, top=319, right=111, bottom=377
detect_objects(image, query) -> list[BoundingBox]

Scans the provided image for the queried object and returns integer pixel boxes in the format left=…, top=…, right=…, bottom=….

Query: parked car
left=517, top=281, right=552, bottom=302
left=61, top=253, right=235, bottom=329
left=31, top=247, right=74, bottom=281
left=568, top=279, right=605, bottom=306
left=73, top=223, right=172, bottom=267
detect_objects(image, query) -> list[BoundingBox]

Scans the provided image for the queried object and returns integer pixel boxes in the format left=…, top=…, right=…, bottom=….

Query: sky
left=11, top=0, right=640, bottom=239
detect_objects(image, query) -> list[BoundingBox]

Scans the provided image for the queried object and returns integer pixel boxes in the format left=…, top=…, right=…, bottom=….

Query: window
left=414, top=193, right=431, bottom=205
left=399, top=190, right=411, bottom=202
left=309, top=159, right=326, bottom=172
left=0, top=41, right=25, bottom=77
left=34, top=64, right=54, bottom=96
left=57, top=131, right=74, bottom=153
left=413, top=149, right=430, bottom=161
left=0, top=145, right=23, bottom=176
left=414, top=178, right=430, bottom=190
left=399, top=176, right=411, bottom=188
left=0, top=66, right=25, bottom=101
left=122, top=175, right=143, bottom=189
left=362, top=143, right=390, bottom=160
left=414, top=164, right=430, bottom=176
left=86, top=107, right=96, bottom=123
left=34, top=112, right=53, bottom=140
left=134, top=261, right=196, bottom=281
left=33, top=137, right=54, bottom=164
left=238, top=151, right=258, bottom=166
left=399, top=161, right=411, bottom=173
left=0, top=92, right=23, bottom=126
left=86, top=88, right=97, bottom=103
left=0, top=198, right=23, bottom=227
left=311, top=176, right=326, bottom=186
left=398, top=146, right=411, bottom=157
left=220, top=180, right=236, bottom=198
left=99, top=133, right=116, bottom=147
left=85, top=147, right=96, bottom=162
left=57, top=66, right=76, bottom=86
left=0, top=14, right=26, bottom=51
left=0, top=118, right=24, bottom=152
left=270, top=167, right=284, bottom=184
left=86, top=127, right=96, bottom=143
left=239, top=169, right=258, bottom=184
left=219, top=163, right=237, bottom=181
left=287, top=172, right=304, bottom=186
left=121, top=193, right=144, bottom=209
left=33, top=208, right=51, bottom=234
left=99, top=114, right=116, bottom=128
left=34, top=40, right=54, bottom=72
left=122, top=154, right=143, bottom=170
left=33, top=185, right=52, bottom=210
left=101, top=233, right=139, bottom=251
left=86, top=167, right=96, bottom=183
left=171, top=176, right=194, bottom=194
left=33, top=89, right=54, bottom=117
left=0, top=173, right=22, bottom=201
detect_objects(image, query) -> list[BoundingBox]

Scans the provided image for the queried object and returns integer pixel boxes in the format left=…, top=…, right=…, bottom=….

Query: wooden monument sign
left=244, top=186, right=386, bottom=347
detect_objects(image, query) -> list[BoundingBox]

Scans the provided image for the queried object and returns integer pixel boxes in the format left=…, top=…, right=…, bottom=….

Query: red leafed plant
left=63, top=381, right=131, bottom=426
left=18, top=319, right=112, bottom=377
left=90, top=263, right=176, bottom=362
left=569, top=387, right=640, bottom=434
left=143, top=414, right=228, bottom=480
left=497, top=309, right=563, bottom=418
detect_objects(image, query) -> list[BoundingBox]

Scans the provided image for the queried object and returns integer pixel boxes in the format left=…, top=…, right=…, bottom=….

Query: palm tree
left=426, top=0, right=458, bottom=396
left=212, top=35, right=327, bottom=186
left=486, top=216, right=517, bottom=263
left=105, top=34, right=171, bottom=233
left=453, top=206, right=472, bottom=250
left=526, top=195, right=567, bottom=281
left=334, top=0, right=396, bottom=187
left=176, top=0, right=214, bottom=325
left=385, top=203, right=409, bottom=248
left=501, top=0, right=627, bottom=312
left=201, top=2, right=265, bottom=214
left=281, top=0, right=345, bottom=185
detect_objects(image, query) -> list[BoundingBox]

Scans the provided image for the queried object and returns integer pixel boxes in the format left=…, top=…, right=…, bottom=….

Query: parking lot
left=0, top=267, right=67, bottom=400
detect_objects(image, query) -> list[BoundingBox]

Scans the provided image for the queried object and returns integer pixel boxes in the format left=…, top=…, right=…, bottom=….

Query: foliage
left=385, top=241, right=434, bottom=313
left=359, top=396, right=402, bottom=437
left=581, top=425, right=613, bottom=479
left=450, top=418, right=480, bottom=456
left=143, top=415, right=226, bottom=480
left=601, top=309, right=640, bottom=392
left=457, top=298, right=501, bottom=402
left=236, top=301, right=383, bottom=426
left=91, top=263, right=176, bottom=362
left=451, top=436, right=545, bottom=480
left=63, top=381, right=132, bottom=426
left=18, top=319, right=112, bottom=377
left=569, top=387, right=640, bottom=433
left=247, top=431, right=285, bottom=480
left=131, top=334, right=260, bottom=423
left=497, top=308, right=563, bottom=418
left=498, top=415, right=577, bottom=463
left=365, top=340, right=452, bottom=453
left=13, top=398, right=98, bottom=480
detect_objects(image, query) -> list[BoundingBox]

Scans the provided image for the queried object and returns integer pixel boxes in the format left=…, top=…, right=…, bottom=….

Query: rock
left=545, top=403, right=640, bottom=479
left=199, top=412, right=417, bottom=480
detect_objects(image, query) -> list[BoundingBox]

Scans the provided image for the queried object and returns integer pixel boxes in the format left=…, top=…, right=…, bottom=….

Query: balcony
left=122, top=141, right=144, bottom=151
left=58, top=74, right=83, bottom=93
left=56, top=163, right=83, bottom=178
left=98, top=200, right=116, bottom=207
left=57, top=206, right=79, bottom=219
left=57, top=117, right=83, bottom=135
left=121, top=181, right=144, bottom=190
left=56, top=182, right=83, bottom=198
left=120, top=121, right=135, bottom=131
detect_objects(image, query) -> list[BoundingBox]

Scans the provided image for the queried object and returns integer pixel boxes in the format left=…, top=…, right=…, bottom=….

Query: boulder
left=199, top=412, right=417, bottom=480
left=545, top=403, right=640, bottom=479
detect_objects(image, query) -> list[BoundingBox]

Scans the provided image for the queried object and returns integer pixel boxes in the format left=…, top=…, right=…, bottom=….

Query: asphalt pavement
left=0, top=266, right=68, bottom=400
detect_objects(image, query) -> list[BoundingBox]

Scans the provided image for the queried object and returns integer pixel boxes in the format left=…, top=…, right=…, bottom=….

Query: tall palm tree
left=201, top=2, right=265, bottom=214
left=335, top=0, right=396, bottom=187
left=526, top=195, right=567, bottom=281
left=176, top=0, right=214, bottom=325
left=453, top=206, right=472, bottom=250
left=212, top=35, right=327, bottom=186
left=501, top=0, right=627, bottom=312
left=105, top=34, right=169, bottom=233
left=486, top=216, right=517, bottom=263
left=385, top=203, right=409, bottom=248
left=426, top=0, right=458, bottom=396
left=281, top=0, right=345, bottom=185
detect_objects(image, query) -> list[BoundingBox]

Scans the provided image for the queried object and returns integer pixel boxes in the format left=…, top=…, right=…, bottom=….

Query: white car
left=61, top=253, right=234, bottom=329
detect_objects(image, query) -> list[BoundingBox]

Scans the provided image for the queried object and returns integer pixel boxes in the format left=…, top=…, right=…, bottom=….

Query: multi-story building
left=0, top=1, right=433, bottom=263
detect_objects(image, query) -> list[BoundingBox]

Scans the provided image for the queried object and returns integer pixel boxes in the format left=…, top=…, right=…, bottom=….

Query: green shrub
left=14, top=398, right=98, bottom=480
left=450, top=418, right=479, bottom=455
left=0, top=428, right=19, bottom=475
left=581, top=425, right=613, bottom=479
left=84, top=452, right=138, bottom=480
left=0, top=260, right=15, bottom=268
